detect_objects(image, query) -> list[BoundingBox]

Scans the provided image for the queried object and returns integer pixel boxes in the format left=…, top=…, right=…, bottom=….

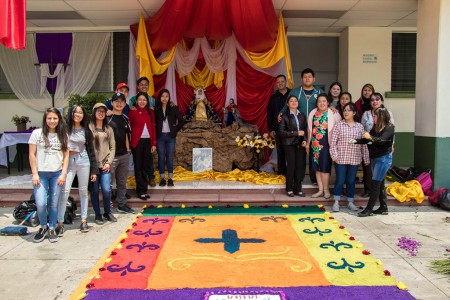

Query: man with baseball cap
left=106, top=82, right=131, bottom=116
left=108, top=92, right=135, bottom=214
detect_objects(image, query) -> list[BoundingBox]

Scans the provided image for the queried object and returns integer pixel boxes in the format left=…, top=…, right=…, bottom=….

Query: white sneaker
left=332, top=202, right=340, bottom=212
left=348, top=202, right=358, bottom=211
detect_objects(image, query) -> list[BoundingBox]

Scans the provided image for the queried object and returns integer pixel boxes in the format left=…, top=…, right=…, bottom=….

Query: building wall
left=341, top=26, right=417, bottom=167
left=287, top=36, right=338, bottom=91
left=0, top=99, right=44, bottom=132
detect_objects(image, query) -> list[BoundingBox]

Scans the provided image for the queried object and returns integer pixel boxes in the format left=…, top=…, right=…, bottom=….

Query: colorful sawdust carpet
left=71, top=205, right=414, bottom=300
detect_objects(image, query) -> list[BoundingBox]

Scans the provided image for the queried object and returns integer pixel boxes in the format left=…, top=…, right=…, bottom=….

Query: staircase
left=0, top=184, right=428, bottom=209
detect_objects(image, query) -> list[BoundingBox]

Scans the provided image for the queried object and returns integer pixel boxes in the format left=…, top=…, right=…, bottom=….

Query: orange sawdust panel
left=148, top=215, right=330, bottom=289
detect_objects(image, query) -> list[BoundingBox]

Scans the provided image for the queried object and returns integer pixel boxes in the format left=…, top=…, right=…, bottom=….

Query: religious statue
left=222, top=98, right=244, bottom=127
left=184, top=86, right=221, bottom=123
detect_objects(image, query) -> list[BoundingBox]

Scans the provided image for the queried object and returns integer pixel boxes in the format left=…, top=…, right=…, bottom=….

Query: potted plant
left=11, top=115, right=30, bottom=131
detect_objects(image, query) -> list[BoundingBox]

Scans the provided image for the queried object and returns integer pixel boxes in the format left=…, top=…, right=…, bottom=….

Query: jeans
left=333, top=164, right=359, bottom=202
left=90, top=168, right=111, bottom=216
left=111, top=153, right=130, bottom=206
left=157, top=133, right=176, bottom=178
left=371, top=152, right=393, bottom=181
left=34, top=170, right=62, bottom=229
left=58, top=151, right=90, bottom=221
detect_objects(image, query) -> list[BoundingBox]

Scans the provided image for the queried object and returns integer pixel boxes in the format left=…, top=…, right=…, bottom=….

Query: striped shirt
left=330, top=120, right=369, bottom=165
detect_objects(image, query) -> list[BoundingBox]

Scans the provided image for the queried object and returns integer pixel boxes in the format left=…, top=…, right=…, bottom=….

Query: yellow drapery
left=386, top=180, right=425, bottom=204
left=181, top=40, right=224, bottom=89
left=243, top=13, right=294, bottom=88
left=127, top=166, right=285, bottom=188
left=183, top=65, right=224, bottom=89
left=135, top=14, right=176, bottom=95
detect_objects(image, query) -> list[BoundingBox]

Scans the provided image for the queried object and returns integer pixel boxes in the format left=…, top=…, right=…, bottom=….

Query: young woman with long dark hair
left=128, top=91, right=157, bottom=198
left=88, top=103, right=116, bottom=225
left=354, top=107, right=395, bottom=217
left=154, top=89, right=185, bottom=186
left=29, top=107, right=69, bottom=243
left=57, top=105, right=98, bottom=235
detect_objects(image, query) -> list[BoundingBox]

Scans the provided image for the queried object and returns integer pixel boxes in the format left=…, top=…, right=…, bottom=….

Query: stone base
left=174, top=120, right=260, bottom=172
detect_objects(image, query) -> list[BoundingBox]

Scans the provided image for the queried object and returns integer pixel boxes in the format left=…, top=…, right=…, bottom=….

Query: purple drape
left=35, top=33, right=72, bottom=94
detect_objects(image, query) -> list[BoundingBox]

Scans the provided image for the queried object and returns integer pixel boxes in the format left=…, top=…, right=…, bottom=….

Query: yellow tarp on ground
left=387, top=180, right=425, bottom=204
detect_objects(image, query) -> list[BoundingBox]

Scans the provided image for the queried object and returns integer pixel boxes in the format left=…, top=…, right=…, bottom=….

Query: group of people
left=29, top=77, right=184, bottom=243
left=267, top=69, right=395, bottom=218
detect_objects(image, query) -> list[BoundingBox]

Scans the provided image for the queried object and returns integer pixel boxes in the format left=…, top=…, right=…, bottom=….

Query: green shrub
left=67, top=93, right=111, bottom=116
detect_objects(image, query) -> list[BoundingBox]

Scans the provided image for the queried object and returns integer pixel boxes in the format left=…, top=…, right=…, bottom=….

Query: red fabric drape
left=0, top=0, right=26, bottom=50
left=131, top=0, right=278, bottom=52
left=224, top=0, right=278, bottom=53
left=235, top=54, right=276, bottom=134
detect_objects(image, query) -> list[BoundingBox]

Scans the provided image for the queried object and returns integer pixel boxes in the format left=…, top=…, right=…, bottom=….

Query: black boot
left=373, top=180, right=388, bottom=215
left=358, top=180, right=382, bottom=217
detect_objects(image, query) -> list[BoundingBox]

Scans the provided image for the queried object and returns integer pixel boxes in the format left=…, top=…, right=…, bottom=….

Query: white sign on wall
left=363, top=54, right=378, bottom=64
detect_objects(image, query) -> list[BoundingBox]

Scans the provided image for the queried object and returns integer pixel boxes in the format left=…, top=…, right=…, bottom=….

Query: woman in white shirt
left=29, top=108, right=69, bottom=243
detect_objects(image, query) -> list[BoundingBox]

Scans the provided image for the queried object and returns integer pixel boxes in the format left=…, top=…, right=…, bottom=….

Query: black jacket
left=267, top=88, right=290, bottom=132
left=84, top=128, right=99, bottom=175
left=356, top=125, right=394, bottom=158
left=279, top=110, right=307, bottom=146
left=154, top=103, right=185, bottom=138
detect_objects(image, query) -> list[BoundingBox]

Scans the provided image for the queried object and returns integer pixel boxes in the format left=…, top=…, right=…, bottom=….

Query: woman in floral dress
left=306, top=93, right=342, bottom=199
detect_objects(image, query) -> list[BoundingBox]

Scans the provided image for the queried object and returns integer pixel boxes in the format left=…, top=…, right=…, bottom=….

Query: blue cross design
left=195, top=229, right=265, bottom=254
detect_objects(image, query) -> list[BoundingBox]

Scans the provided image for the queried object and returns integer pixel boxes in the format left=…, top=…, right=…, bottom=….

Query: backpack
left=63, top=196, right=77, bottom=224
left=387, top=166, right=418, bottom=183
left=12, top=195, right=39, bottom=227
left=428, top=188, right=446, bottom=206
left=415, top=170, right=432, bottom=195
left=438, top=189, right=450, bottom=211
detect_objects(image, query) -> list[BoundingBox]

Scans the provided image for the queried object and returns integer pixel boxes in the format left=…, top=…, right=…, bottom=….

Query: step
left=0, top=187, right=430, bottom=208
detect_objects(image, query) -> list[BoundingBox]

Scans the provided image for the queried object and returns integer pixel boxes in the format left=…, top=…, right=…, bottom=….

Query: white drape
left=65, top=32, right=111, bottom=99
left=127, top=33, right=139, bottom=99
left=0, top=34, right=54, bottom=110
left=40, top=63, right=65, bottom=102
left=0, top=32, right=111, bottom=111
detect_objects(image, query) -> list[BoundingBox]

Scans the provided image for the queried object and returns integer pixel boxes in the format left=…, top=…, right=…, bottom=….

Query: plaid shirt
left=330, top=120, right=369, bottom=165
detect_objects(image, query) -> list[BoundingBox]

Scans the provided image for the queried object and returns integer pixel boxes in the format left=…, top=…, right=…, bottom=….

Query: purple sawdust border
left=204, top=289, right=286, bottom=299
left=85, top=286, right=415, bottom=300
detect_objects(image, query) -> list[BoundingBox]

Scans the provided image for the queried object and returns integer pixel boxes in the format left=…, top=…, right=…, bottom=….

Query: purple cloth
left=3, top=129, right=34, bottom=134
left=35, top=33, right=72, bottom=94
left=85, top=286, right=415, bottom=300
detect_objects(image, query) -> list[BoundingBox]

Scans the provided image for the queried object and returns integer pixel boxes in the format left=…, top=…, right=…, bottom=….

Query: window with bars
left=89, top=32, right=130, bottom=92
left=391, top=33, right=416, bottom=92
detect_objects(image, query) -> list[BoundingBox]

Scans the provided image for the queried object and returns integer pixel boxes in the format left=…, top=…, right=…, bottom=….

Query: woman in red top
left=128, top=92, right=157, bottom=200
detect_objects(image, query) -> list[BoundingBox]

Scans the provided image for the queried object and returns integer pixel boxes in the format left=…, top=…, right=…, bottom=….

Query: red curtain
left=131, top=0, right=278, bottom=53
left=235, top=54, right=276, bottom=134
left=0, top=0, right=26, bottom=50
